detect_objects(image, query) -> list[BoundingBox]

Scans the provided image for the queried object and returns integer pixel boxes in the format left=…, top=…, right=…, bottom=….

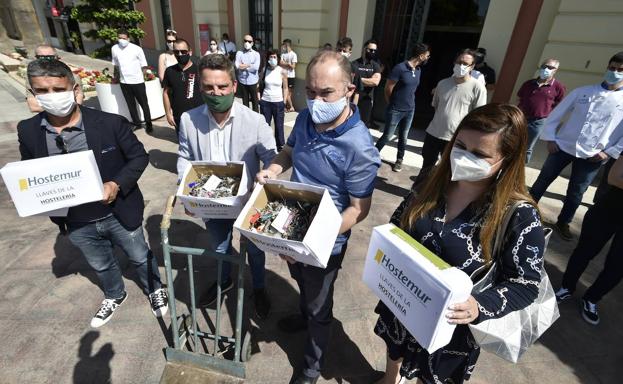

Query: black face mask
left=176, top=54, right=191, bottom=66
left=365, top=51, right=377, bottom=60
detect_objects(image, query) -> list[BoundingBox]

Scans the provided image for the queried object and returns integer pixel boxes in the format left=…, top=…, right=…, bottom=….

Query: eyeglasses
left=173, top=50, right=189, bottom=55
left=244, top=40, right=254, bottom=43
left=366, top=49, right=377, bottom=53
left=166, top=39, right=176, bottom=43
left=55, top=135, right=68, bottom=154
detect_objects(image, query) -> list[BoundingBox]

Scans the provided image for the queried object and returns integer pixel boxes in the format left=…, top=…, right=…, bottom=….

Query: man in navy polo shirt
left=375, top=43, right=430, bottom=172
left=257, top=50, right=380, bottom=384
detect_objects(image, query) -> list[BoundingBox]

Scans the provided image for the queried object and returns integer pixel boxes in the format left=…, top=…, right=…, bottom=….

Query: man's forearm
left=267, top=148, right=292, bottom=175
left=163, top=88, right=172, bottom=114
left=339, top=205, right=365, bottom=234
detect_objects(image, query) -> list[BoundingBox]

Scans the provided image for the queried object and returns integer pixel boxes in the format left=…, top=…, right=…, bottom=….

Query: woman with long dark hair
left=158, top=29, right=178, bottom=82
left=375, top=104, right=546, bottom=384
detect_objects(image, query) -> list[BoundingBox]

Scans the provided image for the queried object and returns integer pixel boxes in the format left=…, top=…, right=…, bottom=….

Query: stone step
left=0, top=53, right=23, bottom=72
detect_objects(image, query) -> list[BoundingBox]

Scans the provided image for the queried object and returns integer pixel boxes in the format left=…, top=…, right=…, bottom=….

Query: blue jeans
left=204, top=219, right=265, bottom=289
left=525, top=118, right=546, bottom=163
left=259, top=99, right=285, bottom=149
left=530, top=150, right=604, bottom=224
left=68, top=215, right=161, bottom=299
left=375, top=107, right=415, bottom=160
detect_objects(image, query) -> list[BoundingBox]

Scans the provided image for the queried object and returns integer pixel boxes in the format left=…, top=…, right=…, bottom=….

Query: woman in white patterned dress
left=375, top=104, right=546, bottom=384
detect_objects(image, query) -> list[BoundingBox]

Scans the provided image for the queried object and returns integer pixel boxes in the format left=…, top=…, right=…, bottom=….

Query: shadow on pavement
left=375, top=175, right=411, bottom=198
left=149, top=149, right=178, bottom=174
left=149, top=124, right=179, bottom=145
left=72, top=331, right=114, bottom=384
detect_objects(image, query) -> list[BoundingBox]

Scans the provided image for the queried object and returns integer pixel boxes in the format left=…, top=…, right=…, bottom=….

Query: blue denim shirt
left=286, top=105, right=381, bottom=254
left=235, top=49, right=261, bottom=85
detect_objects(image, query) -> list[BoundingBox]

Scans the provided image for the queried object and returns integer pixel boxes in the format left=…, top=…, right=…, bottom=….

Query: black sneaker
left=555, top=287, right=572, bottom=303
left=555, top=221, right=573, bottom=241
left=277, top=313, right=308, bottom=333
left=392, top=159, right=403, bottom=172
left=148, top=288, right=169, bottom=317
left=581, top=298, right=600, bottom=325
left=145, top=124, right=154, bottom=134
left=198, top=278, right=234, bottom=307
left=90, top=292, right=128, bottom=328
left=253, top=288, right=271, bottom=320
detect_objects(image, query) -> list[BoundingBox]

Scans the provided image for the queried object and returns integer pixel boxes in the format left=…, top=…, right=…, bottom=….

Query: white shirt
left=202, top=104, right=234, bottom=161
left=541, top=84, right=623, bottom=159
left=261, top=67, right=285, bottom=102
left=281, top=50, right=298, bottom=78
left=111, top=42, right=147, bottom=84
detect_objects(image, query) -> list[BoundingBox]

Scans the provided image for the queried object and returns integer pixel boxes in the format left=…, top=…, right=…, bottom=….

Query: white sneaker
left=90, top=292, right=128, bottom=328
left=148, top=288, right=169, bottom=317
left=555, top=287, right=572, bottom=302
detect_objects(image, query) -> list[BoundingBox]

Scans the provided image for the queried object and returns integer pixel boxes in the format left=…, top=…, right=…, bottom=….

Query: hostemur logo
left=18, top=170, right=82, bottom=191
left=375, top=249, right=432, bottom=305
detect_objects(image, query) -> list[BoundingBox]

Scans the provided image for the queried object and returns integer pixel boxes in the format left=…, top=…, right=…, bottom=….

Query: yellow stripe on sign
left=374, top=249, right=384, bottom=264
left=389, top=226, right=450, bottom=270
left=18, top=179, right=28, bottom=191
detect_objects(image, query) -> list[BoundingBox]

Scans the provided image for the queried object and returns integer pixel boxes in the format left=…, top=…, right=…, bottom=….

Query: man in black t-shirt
left=162, top=38, right=203, bottom=134
left=352, top=39, right=382, bottom=127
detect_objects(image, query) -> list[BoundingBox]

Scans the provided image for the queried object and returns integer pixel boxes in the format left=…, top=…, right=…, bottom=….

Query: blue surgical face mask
left=268, top=58, right=278, bottom=67
left=539, top=67, right=553, bottom=80
left=604, top=70, right=623, bottom=85
left=306, top=97, right=347, bottom=124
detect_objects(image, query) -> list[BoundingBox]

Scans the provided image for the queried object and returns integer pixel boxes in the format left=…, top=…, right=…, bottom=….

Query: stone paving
left=0, top=62, right=621, bottom=384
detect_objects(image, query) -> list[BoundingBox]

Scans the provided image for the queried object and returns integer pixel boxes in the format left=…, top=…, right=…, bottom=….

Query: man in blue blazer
left=177, top=54, right=277, bottom=318
left=17, top=59, right=167, bottom=328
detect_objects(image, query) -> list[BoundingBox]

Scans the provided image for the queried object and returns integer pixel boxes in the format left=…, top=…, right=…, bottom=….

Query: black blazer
left=17, top=106, right=149, bottom=230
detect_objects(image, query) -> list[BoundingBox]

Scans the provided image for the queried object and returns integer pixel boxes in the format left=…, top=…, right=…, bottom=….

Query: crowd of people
left=16, top=26, right=623, bottom=384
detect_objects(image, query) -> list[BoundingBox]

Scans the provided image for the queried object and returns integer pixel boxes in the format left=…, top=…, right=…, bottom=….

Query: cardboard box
left=177, top=161, right=248, bottom=219
left=0, top=150, right=104, bottom=217
left=234, top=180, right=342, bottom=268
left=363, top=223, right=473, bottom=353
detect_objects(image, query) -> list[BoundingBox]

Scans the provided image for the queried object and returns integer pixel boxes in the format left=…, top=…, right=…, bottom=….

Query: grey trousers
left=288, top=244, right=347, bottom=378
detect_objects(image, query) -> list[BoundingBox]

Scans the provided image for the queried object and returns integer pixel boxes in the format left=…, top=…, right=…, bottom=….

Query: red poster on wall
left=199, top=24, right=210, bottom=55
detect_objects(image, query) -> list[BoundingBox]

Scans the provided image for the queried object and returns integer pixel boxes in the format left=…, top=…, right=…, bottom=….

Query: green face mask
left=202, top=92, right=235, bottom=113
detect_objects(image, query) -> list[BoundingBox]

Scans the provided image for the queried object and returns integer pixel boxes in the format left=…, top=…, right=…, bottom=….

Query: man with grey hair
left=177, top=53, right=277, bottom=318
left=257, top=49, right=380, bottom=384
left=517, top=58, right=566, bottom=162
left=18, top=59, right=168, bottom=328
left=26, top=44, right=84, bottom=112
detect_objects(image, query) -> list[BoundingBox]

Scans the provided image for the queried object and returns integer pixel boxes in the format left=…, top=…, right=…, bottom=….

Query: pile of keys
left=187, top=173, right=240, bottom=198
left=249, top=199, right=317, bottom=241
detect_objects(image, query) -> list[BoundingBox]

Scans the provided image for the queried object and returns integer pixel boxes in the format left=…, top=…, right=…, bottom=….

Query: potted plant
left=92, top=67, right=165, bottom=122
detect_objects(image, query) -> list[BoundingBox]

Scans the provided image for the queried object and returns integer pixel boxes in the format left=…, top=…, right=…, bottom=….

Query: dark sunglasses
left=244, top=40, right=254, bottom=43
left=55, top=135, right=68, bottom=154
left=173, top=50, right=189, bottom=55
left=366, top=49, right=377, bottom=53
left=35, top=55, right=59, bottom=61
left=166, top=39, right=176, bottom=43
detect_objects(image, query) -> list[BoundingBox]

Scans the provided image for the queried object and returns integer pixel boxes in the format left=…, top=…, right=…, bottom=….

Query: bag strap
left=491, top=200, right=527, bottom=264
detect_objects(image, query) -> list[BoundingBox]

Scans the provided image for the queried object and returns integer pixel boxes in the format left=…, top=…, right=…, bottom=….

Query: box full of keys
left=176, top=161, right=248, bottom=219
left=234, top=179, right=342, bottom=268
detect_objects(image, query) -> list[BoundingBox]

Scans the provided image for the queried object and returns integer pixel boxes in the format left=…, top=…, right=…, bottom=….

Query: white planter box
left=363, top=223, right=474, bottom=353
left=95, top=79, right=165, bottom=122
left=0, top=150, right=104, bottom=217
left=234, top=180, right=342, bottom=269
left=176, top=161, right=249, bottom=219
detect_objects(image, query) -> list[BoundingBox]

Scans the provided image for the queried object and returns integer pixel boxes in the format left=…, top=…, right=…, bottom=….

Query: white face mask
left=210, top=43, right=218, bottom=51
left=306, top=97, right=348, bottom=124
left=35, top=90, right=76, bottom=117
left=244, top=42, right=253, bottom=50
left=118, top=39, right=129, bottom=48
left=450, top=147, right=502, bottom=182
left=340, top=51, right=351, bottom=58
left=453, top=63, right=471, bottom=78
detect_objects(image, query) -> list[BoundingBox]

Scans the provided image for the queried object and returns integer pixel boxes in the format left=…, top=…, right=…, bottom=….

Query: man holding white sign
left=177, top=54, right=277, bottom=318
left=17, top=59, right=168, bottom=328
left=257, top=50, right=381, bottom=384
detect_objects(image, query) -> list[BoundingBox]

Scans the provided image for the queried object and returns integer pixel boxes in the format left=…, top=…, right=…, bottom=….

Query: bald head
left=306, top=50, right=352, bottom=84
left=35, top=44, right=57, bottom=58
